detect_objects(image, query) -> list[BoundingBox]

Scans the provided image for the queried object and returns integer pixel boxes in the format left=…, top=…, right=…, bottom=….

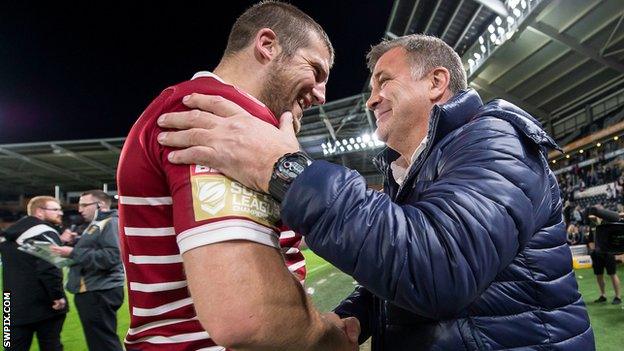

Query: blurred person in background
left=51, top=190, right=125, bottom=351
left=586, top=215, right=622, bottom=304
left=567, top=222, right=580, bottom=245
left=0, top=196, right=67, bottom=351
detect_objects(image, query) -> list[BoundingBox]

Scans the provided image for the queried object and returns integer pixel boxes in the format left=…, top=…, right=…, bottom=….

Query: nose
left=366, top=90, right=381, bottom=111
left=312, top=82, right=326, bottom=105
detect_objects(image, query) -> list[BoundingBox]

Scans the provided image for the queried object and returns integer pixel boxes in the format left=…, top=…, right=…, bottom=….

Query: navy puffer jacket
left=281, top=89, right=594, bottom=350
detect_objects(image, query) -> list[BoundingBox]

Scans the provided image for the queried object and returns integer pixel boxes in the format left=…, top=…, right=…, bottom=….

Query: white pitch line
left=316, top=279, right=327, bottom=285
left=307, top=263, right=330, bottom=274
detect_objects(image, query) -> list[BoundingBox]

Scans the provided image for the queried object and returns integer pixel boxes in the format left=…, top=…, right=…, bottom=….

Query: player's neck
left=213, top=60, right=263, bottom=99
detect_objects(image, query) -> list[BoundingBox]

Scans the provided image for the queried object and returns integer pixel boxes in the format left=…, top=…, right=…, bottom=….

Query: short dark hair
left=224, top=1, right=334, bottom=66
left=367, top=34, right=467, bottom=94
left=81, top=190, right=112, bottom=207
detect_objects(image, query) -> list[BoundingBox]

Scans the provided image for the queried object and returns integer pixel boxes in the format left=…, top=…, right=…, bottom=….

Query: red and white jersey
left=117, top=72, right=306, bottom=351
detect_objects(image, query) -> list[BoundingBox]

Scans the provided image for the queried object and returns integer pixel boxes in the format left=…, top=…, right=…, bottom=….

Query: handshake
left=323, top=312, right=361, bottom=350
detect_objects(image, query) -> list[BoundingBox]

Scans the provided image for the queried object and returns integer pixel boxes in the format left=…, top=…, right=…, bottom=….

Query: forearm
left=184, top=241, right=351, bottom=350
left=227, top=273, right=346, bottom=351
left=234, top=275, right=349, bottom=351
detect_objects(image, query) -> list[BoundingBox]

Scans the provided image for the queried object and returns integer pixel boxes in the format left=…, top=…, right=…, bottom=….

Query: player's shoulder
left=141, top=76, right=227, bottom=121
left=166, top=76, right=231, bottom=103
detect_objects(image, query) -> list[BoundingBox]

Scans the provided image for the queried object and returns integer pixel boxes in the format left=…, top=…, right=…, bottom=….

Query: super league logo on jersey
left=191, top=172, right=280, bottom=228
left=196, top=178, right=226, bottom=215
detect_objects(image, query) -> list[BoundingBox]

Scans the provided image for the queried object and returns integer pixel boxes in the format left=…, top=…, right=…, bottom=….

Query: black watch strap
left=268, top=152, right=313, bottom=203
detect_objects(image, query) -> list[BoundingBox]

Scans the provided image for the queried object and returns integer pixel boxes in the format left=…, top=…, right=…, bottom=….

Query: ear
left=429, top=67, right=451, bottom=102
left=253, top=28, right=281, bottom=63
left=32, top=208, right=43, bottom=218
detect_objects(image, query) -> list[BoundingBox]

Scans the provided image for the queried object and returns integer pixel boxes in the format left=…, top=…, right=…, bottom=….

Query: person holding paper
left=51, top=190, right=125, bottom=351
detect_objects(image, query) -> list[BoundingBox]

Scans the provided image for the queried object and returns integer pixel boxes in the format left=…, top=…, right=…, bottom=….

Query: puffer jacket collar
left=373, top=89, right=483, bottom=175
left=373, top=89, right=483, bottom=200
left=473, top=98, right=561, bottom=152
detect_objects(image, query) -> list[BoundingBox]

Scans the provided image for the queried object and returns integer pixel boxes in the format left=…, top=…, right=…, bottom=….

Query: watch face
left=279, top=162, right=297, bottom=179
left=279, top=156, right=308, bottom=179
left=287, top=161, right=306, bottom=174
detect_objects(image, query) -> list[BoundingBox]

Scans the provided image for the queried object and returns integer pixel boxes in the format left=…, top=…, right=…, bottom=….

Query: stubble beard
left=259, top=62, right=296, bottom=120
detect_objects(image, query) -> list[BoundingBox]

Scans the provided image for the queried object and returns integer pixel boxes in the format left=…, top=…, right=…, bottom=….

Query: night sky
left=0, top=1, right=393, bottom=144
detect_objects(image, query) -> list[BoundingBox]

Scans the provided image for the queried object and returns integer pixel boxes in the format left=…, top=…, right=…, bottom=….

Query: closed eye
left=313, top=64, right=327, bottom=83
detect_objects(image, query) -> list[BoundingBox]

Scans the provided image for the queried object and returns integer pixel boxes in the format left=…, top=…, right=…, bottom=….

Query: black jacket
left=0, top=216, right=68, bottom=325
left=66, top=210, right=124, bottom=294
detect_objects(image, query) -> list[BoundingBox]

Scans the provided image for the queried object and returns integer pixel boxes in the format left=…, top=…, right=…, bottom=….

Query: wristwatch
left=268, top=151, right=314, bottom=202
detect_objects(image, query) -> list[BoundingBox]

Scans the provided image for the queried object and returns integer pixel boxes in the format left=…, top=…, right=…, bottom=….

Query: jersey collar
left=191, top=71, right=267, bottom=108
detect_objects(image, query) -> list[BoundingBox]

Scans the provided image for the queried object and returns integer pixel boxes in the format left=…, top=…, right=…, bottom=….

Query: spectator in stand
left=578, top=225, right=589, bottom=244
left=566, top=222, right=580, bottom=245
left=573, top=205, right=584, bottom=224
left=597, top=165, right=605, bottom=184
left=606, top=184, right=615, bottom=200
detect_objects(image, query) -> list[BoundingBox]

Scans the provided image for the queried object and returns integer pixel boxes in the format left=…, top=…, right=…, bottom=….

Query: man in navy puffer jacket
left=156, top=34, right=594, bottom=350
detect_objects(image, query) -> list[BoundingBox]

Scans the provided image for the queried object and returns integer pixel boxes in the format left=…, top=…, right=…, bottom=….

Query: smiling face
left=366, top=47, right=432, bottom=154
left=259, top=34, right=330, bottom=133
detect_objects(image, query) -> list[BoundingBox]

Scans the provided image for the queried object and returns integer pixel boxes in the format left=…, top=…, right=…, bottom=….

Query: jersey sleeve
left=155, top=135, right=281, bottom=255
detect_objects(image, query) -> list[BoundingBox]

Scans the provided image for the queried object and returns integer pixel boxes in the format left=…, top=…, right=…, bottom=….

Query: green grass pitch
left=0, top=250, right=621, bottom=350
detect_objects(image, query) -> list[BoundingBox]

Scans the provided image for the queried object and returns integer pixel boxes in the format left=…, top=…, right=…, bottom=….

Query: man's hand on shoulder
left=156, top=93, right=300, bottom=193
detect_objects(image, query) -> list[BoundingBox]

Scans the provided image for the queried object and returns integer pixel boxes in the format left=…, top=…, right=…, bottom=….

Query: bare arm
left=183, top=240, right=356, bottom=350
